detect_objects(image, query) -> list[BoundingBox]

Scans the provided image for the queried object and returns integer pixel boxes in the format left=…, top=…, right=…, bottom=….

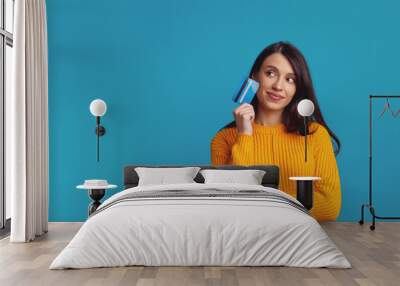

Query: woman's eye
left=287, top=77, right=295, bottom=84
left=266, top=70, right=276, bottom=77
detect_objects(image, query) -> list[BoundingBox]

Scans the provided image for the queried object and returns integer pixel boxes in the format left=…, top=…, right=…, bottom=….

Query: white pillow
left=135, top=167, right=201, bottom=186
left=200, top=169, right=266, bottom=185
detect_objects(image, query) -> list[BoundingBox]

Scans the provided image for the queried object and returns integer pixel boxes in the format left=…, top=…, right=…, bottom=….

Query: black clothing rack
left=359, top=95, right=400, bottom=230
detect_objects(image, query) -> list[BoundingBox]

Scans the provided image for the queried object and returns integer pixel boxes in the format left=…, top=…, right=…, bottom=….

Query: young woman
left=211, top=41, right=341, bottom=221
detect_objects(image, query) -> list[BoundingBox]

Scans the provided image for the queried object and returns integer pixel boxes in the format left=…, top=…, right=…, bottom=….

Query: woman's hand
left=233, top=103, right=255, bottom=135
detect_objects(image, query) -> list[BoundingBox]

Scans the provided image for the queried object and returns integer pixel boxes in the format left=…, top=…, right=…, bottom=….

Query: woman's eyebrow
left=266, top=65, right=278, bottom=70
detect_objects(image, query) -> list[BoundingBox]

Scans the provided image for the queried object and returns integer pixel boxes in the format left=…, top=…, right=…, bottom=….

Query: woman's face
left=253, top=52, right=297, bottom=112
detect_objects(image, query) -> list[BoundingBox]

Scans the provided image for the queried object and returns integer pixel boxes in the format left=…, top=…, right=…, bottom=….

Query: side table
left=77, top=180, right=117, bottom=216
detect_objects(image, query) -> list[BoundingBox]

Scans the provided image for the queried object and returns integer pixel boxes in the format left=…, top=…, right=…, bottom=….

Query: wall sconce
left=290, top=99, right=320, bottom=211
left=89, top=99, right=107, bottom=162
left=297, top=99, right=315, bottom=162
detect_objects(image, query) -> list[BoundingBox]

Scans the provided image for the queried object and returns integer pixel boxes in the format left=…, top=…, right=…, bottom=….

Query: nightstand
left=77, top=180, right=117, bottom=216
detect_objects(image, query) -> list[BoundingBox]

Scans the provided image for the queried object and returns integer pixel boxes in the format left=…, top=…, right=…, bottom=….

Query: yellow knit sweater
left=210, top=122, right=341, bottom=221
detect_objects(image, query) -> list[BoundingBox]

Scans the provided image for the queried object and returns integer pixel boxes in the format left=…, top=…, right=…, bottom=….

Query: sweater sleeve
left=211, top=129, right=255, bottom=166
left=210, top=130, right=231, bottom=165
left=310, top=125, right=342, bottom=221
left=231, top=134, right=255, bottom=165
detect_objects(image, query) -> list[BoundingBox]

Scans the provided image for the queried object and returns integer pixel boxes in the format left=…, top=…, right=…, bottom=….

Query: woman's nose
left=272, top=77, right=284, bottom=91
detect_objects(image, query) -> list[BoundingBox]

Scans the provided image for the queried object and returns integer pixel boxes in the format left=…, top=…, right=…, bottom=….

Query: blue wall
left=47, top=0, right=400, bottom=222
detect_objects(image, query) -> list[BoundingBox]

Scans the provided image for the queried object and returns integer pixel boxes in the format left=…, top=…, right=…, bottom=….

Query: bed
left=50, top=165, right=350, bottom=269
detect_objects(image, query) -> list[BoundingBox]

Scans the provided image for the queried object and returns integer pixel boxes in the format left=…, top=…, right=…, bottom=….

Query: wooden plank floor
left=0, top=222, right=399, bottom=286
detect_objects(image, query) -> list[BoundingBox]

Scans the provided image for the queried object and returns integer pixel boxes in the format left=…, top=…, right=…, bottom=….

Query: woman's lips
left=266, top=91, right=284, bottom=101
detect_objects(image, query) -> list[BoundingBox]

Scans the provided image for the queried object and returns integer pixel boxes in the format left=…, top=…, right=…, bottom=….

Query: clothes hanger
left=379, top=98, right=391, bottom=118
left=378, top=98, right=400, bottom=118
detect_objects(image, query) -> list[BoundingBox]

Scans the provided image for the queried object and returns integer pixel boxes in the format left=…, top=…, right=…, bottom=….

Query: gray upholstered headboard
left=124, top=165, right=279, bottom=189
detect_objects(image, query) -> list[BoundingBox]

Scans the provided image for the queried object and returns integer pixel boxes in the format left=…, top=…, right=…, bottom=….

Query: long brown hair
left=223, top=41, right=341, bottom=155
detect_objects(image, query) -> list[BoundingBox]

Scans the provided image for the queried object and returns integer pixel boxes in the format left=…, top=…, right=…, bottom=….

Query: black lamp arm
left=95, top=116, right=106, bottom=162
left=95, top=116, right=106, bottom=136
left=304, top=116, right=308, bottom=162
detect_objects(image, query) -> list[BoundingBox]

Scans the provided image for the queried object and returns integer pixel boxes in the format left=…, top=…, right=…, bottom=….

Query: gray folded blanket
left=91, top=189, right=309, bottom=218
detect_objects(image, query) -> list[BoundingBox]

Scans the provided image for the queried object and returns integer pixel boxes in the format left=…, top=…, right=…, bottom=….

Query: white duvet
left=50, top=183, right=351, bottom=269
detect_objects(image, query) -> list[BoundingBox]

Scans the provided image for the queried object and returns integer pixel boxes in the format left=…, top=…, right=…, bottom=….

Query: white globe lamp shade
left=297, top=99, right=314, bottom=117
left=90, top=99, right=107, bottom=117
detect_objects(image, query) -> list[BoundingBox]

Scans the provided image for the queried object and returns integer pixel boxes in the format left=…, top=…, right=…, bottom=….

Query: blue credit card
left=232, top=78, right=259, bottom=104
